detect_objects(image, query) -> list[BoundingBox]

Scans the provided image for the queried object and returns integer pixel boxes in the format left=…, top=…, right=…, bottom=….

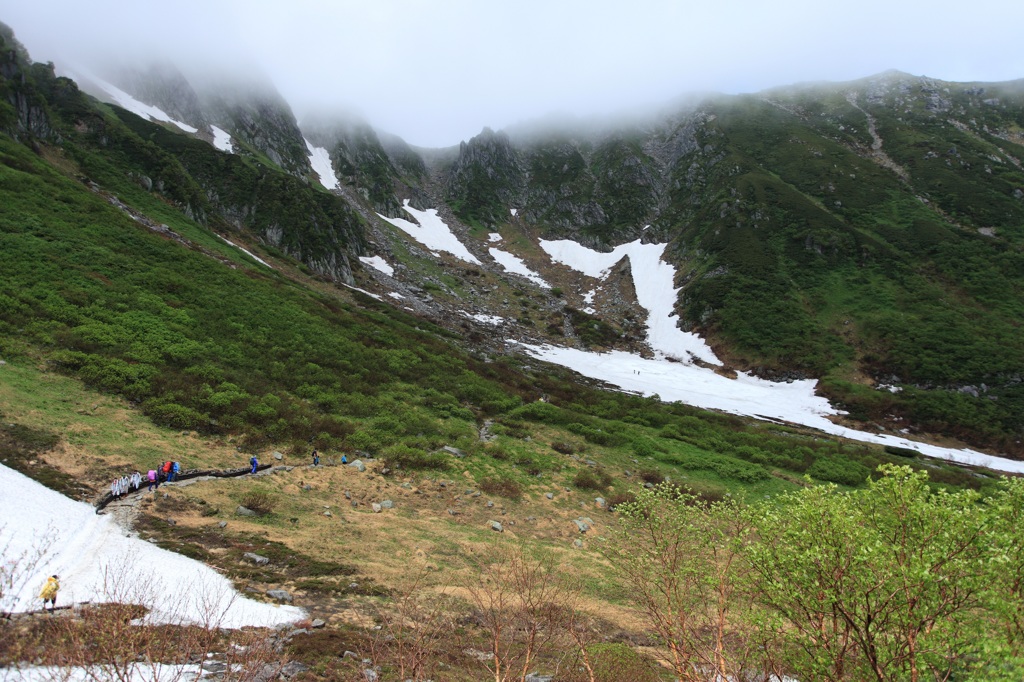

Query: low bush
left=807, top=456, right=871, bottom=486
left=478, top=477, right=523, bottom=499
left=637, top=469, right=664, bottom=485
left=380, top=444, right=449, bottom=472
left=551, top=441, right=576, bottom=455
left=240, top=490, right=276, bottom=515
left=605, top=492, right=636, bottom=511
left=573, top=468, right=613, bottom=491
left=516, top=456, right=543, bottom=476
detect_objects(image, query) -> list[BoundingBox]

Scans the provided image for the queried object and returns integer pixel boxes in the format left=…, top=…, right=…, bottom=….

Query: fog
left=3, top=0, right=1023, bottom=147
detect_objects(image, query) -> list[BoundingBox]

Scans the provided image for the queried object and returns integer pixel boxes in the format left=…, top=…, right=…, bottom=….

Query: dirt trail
left=845, top=93, right=911, bottom=182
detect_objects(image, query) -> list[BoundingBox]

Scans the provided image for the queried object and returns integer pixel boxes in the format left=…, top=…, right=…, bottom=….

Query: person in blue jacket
left=250, top=455, right=259, bottom=474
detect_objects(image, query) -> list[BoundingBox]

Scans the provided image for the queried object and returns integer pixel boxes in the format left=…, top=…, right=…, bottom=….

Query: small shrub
left=487, top=444, right=510, bottom=460
left=573, top=468, right=613, bottom=491
left=808, top=456, right=871, bottom=486
left=884, top=445, right=918, bottom=458
left=240, top=491, right=276, bottom=515
left=637, top=468, right=664, bottom=485
left=478, top=477, right=522, bottom=499
left=551, top=441, right=576, bottom=455
left=516, top=456, right=542, bottom=476
left=380, top=444, right=449, bottom=472
left=605, top=492, right=636, bottom=511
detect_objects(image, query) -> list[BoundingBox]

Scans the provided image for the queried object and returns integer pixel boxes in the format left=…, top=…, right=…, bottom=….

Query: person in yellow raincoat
left=39, top=575, right=59, bottom=611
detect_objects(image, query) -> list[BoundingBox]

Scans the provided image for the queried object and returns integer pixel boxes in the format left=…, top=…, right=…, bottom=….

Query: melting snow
left=305, top=140, right=340, bottom=190
left=82, top=73, right=198, bottom=134
left=488, top=248, right=550, bottom=288
left=0, top=464, right=305, bottom=627
left=388, top=292, right=405, bottom=300
left=510, top=208, right=519, bottom=217
left=488, top=233, right=503, bottom=243
left=211, top=125, right=233, bottom=153
left=378, top=201, right=481, bottom=264
left=541, top=239, right=720, bottom=365
left=466, top=312, right=504, bottom=326
left=526, top=237, right=1024, bottom=473
left=217, top=236, right=273, bottom=269
left=359, top=255, right=395, bottom=276
left=582, top=289, right=596, bottom=314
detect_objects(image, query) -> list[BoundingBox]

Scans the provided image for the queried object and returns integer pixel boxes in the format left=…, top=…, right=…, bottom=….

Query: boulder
left=236, top=506, right=257, bottom=517
left=243, top=552, right=270, bottom=565
left=490, top=521, right=504, bottom=532
left=443, top=446, right=468, bottom=458
left=380, top=499, right=394, bottom=509
left=273, top=451, right=284, bottom=461
left=267, top=589, right=292, bottom=603
left=574, top=519, right=590, bottom=533
left=371, top=503, right=382, bottom=513
left=349, top=460, right=366, bottom=472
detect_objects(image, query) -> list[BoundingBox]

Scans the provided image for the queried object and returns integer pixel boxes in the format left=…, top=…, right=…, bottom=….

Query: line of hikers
left=146, top=460, right=181, bottom=491
left=109, top=471, right=143, bottom=498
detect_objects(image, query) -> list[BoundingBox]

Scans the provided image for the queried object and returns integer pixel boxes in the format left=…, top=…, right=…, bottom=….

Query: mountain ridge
left=3, top=20, right=1023, bottom=457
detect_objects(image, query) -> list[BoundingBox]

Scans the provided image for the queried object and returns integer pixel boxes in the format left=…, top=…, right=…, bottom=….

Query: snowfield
left=378, top=201, right=481, bottom=264
left=359, top=255, right=395, bottom=276
left=540, top=239, right=720, bottom=365
left=0, top=464, right=305, bottom=627
left=488, top=247, right=550, bottom=288
left=77, top=72, right=198, bottom=134
left=523, top=238, right=1024, bottom=474
left=305, top=140, right=340, bottom=190
left=211, top=125, right=233, bottom=153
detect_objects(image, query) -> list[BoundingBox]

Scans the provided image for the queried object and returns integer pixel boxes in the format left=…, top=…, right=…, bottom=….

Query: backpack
left=162, top=461, right=172, bottom=473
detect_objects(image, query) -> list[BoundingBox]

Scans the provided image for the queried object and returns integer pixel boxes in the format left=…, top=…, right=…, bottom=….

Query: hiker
left=147, top=469, right=159, bottom=492
left=341, top=453, right=348, bottom=465
left=250, top=455, right=259, bottom=474
left=39, top=575, right=59, bottom=611
left=312, top=450, right=320, bottom=466
left=170, top=461, right=181, bottom=481
left=130, top=470, right=142, bottom=491
left=161, top=460, right=174, bottom=482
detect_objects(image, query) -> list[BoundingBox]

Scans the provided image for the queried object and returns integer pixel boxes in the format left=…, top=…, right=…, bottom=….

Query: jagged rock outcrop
left=199, top=78, right=313, bottom=179
left=445, top=127, right=527, bottom=226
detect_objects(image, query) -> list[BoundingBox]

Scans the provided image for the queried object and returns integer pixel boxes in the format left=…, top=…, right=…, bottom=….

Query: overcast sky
left=3, top=0, right=1023, bottom=147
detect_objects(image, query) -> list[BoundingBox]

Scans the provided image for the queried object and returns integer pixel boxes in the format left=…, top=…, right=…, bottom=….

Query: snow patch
left=305, top=139, right=340, bottom=190
left=388, top=292, right=405, bottom=300
left=488, top=233, right=503, bottom=243
left=211, top=125, right=233, bottom=153
left=82, top=73, right=198, bottom=134
left=514, top=344, right=1024, bottom=473
left=217, top=236, right=273, bottom=269
left=466, top=312, right=504, bottom=326
left=488, top=248, right=550, bottom=288
left=378, top=201, right=481, bottom=264
left=0, top=464, right=305, bottom=627
left=528, top=236, right=1024, bottom=473
left=541, top=239, right=719, bottom=365
left=510, top=208, right=519, bottom=217
left=359, top=255, right=395, bottom=276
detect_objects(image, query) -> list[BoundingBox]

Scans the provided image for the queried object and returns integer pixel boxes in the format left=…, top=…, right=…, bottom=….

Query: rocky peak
left=445, top=128, right=526, bottom=225
left=200, top=79, right=312, bottom=179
